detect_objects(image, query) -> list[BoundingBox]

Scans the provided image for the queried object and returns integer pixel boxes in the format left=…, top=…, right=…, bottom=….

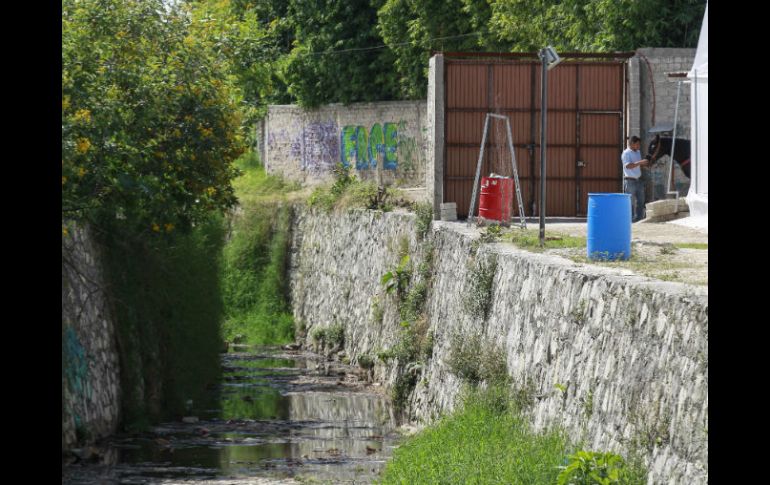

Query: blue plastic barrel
left=586, top=193, right=631, bottom=261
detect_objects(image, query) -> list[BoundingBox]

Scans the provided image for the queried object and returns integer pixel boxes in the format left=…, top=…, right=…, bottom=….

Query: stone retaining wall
left=62, top=224, right=121, bottom=452
left=289, top=208, right=708, bottom=484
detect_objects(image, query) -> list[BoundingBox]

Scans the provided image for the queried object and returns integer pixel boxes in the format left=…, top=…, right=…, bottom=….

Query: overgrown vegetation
left=557, top=450, right=647, bottom=485
left=379, top=382, right=647, bottom=484
left=97, top=216, right=226, bottom=429
left=62, top=0, right=244, bottom=232
left=376, top=234, right=436, bottom=412
left=308, top=163, right=401, bottom=212
left=311, top=323, right=346, bottom=351
left=378, top=385, right=570, bottom=484
left=220, top=152, right=300, bottom=345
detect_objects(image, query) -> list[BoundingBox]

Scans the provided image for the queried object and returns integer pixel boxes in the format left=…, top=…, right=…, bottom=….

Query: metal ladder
left=467, top=113, right=527, bottom=228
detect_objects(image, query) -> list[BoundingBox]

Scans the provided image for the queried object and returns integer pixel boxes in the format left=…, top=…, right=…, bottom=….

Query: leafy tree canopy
left=62, top=0, right=245, bottom=233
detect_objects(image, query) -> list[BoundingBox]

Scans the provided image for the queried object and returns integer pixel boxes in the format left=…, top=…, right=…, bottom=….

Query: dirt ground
left=525, top=220, right=708, bottom=287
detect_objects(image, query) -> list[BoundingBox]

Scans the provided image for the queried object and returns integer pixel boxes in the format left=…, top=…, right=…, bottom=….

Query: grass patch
left=221, top=152, right=299, bottom=345
left=674, top=242, right=708, bottom=250
left=378, top=387, right=570, bottom=485
left=506, top=228, right=586, bottom=250
left=379, top=385, right=648, bottom=485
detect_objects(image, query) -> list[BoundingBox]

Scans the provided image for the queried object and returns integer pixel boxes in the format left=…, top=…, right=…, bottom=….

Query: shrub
left=557, top=450, right=647, bottom=485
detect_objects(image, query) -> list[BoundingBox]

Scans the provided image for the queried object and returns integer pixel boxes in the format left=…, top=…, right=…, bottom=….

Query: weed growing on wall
left=447, top=333, right=509, bottom=386
left=463, top=253, right=498, bottom=321
left=413, top=201, right=433, bottom=239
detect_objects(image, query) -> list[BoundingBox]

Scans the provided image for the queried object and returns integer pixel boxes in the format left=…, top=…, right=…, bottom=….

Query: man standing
left=621, top=136, right=650, bottom=222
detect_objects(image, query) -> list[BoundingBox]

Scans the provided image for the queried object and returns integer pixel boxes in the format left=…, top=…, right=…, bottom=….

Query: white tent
left=686, top=3, right=708, bottom=221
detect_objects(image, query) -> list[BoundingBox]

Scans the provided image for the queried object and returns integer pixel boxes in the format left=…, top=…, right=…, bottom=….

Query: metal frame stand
left=666, top=80, right=683, bottom=203
left=467, top=113, right=527, bottom=229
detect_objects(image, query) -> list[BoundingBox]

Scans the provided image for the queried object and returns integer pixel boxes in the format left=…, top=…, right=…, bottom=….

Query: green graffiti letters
left=340, top=122, right=400, bottom=170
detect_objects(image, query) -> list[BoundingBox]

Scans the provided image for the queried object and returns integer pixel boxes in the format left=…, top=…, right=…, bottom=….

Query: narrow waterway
left=62, top=346, right=400, bottom=484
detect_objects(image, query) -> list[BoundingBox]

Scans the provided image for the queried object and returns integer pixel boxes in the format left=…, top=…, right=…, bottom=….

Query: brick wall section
left=265, top=101, right=428, bottom=188
left=62, top=223, right=121, bottom=452
left=630, top=48, right=696, bottom=201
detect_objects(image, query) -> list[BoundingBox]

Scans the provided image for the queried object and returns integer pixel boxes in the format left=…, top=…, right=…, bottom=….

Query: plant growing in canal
left=358, top=354, right=375, bottom=370
left=311, top=323, right=345, bottom=351
left=556, top=450, right=647, bottom=485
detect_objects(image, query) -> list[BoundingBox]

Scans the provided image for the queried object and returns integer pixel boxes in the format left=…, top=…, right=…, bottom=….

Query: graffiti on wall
left=340, top=123, right=399, bottom=170
left=63, top=325, right=91, bottom=428
left=290, top=120, right=340, bottom=173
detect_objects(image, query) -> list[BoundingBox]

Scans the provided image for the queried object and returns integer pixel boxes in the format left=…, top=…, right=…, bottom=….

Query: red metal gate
left=443, top=53, right=632, bottom=218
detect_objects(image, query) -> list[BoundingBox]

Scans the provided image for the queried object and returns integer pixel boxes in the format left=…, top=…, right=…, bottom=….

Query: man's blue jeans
left=624, top=178, right=646, bottom=222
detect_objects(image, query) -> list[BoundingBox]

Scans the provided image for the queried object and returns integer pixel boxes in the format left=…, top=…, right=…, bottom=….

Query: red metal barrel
left=478, top=176, right=513, bottom=222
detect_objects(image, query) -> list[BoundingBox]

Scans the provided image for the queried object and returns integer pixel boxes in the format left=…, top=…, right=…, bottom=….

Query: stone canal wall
left=289, top=208, right=708, bottom=484
left=62, top=223, right=121, bottom=452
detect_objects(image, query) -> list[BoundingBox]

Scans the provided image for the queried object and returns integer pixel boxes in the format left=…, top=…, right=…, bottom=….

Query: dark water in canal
left=62, top=347, right=400, bottom=484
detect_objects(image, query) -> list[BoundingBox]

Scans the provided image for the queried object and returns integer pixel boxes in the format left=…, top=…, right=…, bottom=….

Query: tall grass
left=378, top=386, right=570, bottom=484
left=220, top=151, right=299, bottom=345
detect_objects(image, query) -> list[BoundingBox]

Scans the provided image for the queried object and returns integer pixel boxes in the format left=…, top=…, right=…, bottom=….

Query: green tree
left=378, top=0, right=706, bottom=98
left=62, top=0, right=245, bottom=233
left=378, top=0, right=495, bottom=99
left=281, top=0, right=400, bottom=107
left=487, top=0, right=706, bottom=52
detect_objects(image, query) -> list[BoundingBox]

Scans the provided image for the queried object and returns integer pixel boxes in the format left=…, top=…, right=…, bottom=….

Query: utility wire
left=300, top=31, right=483, bottom=56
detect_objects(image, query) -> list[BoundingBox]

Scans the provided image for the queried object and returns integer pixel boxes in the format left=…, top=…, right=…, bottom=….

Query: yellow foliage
left=152, top=223, right=161, bottom=232
left=164, top=223, right=175, bottom=233
left=73, top=109, right=92, bottom=124
left=76, top=138, right=92, bottom=154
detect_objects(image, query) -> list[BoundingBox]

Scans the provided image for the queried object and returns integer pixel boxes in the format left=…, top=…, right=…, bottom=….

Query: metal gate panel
left=578, top=65, right=624, bottom=110
left=444, top=55, right=627, bottom=218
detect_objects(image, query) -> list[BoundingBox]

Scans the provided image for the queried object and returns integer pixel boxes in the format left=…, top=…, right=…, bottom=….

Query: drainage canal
left=62, top=346, right=399, bottom=484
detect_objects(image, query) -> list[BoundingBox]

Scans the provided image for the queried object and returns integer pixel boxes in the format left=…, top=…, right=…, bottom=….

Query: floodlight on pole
left=538, top=46, right=560, bottom=247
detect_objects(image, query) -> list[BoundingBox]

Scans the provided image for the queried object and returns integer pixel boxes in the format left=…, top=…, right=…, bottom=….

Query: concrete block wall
left=264, top=101, right=428, bottom=188
left=628, top=48, right=696, bottom=201
left=62, top=223, right=121, bottom=452
left=289, top=208, right=708, bottom=484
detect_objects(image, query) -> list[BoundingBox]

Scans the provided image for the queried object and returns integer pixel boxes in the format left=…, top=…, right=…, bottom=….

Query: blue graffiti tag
left=63, top=326, right=91, bottom=401
left=340, top=122, right=400, bottom=170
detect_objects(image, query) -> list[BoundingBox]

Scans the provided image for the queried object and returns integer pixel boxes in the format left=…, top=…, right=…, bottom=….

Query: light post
left=538, top=46, right=561, bottom=247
